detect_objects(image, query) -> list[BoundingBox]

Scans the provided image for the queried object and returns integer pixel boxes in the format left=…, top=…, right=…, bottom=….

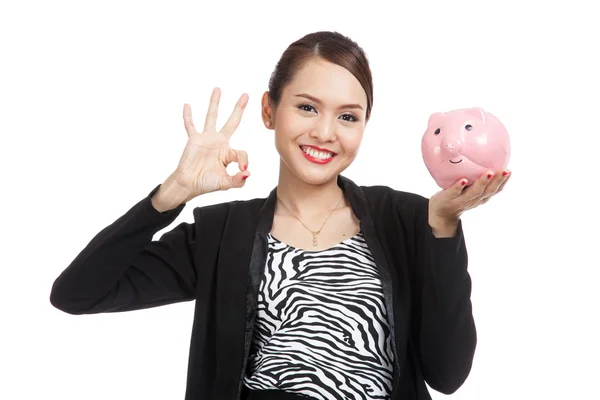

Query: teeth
left=301, top=146, right=334, bottom=160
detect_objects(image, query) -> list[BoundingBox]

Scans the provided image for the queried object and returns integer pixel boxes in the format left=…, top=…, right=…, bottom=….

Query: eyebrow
left=294, top=93, right=364, bottom=110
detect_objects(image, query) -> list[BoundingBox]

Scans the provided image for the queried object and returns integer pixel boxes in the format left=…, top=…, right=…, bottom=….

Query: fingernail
left=487, top=173, right=493, bottom=179
left=242, top=175, right=249, bottom=180
left=462, top=180, right=467, bottom=186
left=502, top=171, right=509, bottom=176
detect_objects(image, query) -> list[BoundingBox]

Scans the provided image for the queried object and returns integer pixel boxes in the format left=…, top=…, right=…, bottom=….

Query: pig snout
left=441, top=135, right=464, bottom=156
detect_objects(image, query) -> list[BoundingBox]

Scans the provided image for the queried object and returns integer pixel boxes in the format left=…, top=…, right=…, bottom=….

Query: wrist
left=151, top=173, right=193, bottom=213
left=428, top=212, right=460, bottom=238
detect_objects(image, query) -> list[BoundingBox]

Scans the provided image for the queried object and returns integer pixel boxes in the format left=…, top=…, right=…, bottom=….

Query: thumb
left=222, top=170, right=250, bottom=190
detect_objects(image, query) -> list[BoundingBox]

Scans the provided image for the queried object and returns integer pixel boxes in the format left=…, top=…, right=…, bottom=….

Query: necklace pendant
left=312, top=232, right=318, bottom=247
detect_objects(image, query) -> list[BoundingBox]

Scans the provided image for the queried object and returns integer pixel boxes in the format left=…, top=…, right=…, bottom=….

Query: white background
left=1, top=0, right=598, bottom=399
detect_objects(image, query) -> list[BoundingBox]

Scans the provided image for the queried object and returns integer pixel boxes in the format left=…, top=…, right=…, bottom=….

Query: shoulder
left=357, top=184, right=430, bottom=237
left=189, top=196, right=268, bottom=225
left=360, top=184, right=429, bottom=214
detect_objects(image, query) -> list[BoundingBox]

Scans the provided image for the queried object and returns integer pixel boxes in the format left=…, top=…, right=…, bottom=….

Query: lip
left=301, top=144, right=336, bottom=154
left=449, top=159, right=463, bottom=164
left=300, top=146, right=336, bottom=164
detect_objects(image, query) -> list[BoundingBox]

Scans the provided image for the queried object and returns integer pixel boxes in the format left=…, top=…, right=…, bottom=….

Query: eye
left=297, top=104, right=358, bottom=122
left=434, top=128, right=441, bottom=135
left=298, top=104, right=316, bottom=113
left=340, top=114, right=358, bottom=122
left=465, top=124, right=473, bottom=131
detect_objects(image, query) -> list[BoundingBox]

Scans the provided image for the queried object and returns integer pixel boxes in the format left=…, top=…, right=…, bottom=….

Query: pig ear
left=427, top=112, right=445, bottom=128
left=464, top=107, right=486, bottom=122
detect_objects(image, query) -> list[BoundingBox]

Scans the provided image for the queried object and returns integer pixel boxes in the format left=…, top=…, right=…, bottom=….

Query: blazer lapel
left=215, top=196, right=273, bottom=399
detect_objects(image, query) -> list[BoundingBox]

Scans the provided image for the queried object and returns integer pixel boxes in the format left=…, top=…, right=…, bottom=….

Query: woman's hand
left=173, top=87, right=251, bottom=198
left=428, top=170, right=512, bottom=237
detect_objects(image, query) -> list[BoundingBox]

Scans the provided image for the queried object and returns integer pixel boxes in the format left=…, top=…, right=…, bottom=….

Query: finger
left=221, top=93, right=249, bottom=137
left=466, top=171, right=511, bottom=208
left=183, top=103, right=199, bottom=137
left=468, top=196, right=490, bottom=209
left=477, top=170, right=510, bottom=200
left=203, top=87, right=221, bottom=133
left=496, top=171, right=511, bottom=193
left=222, top=170, right=250, bottom=190
left=484, top=170, right=507, bottom=194
left=448, top=178, right=469, bottom=199
left=472, top=172, right=510, bottom=207
left=234, top=149, right=249, bottom=172
left=461, top=171, right=493, bottom=201
left=224, top=148, right=249, bottom=170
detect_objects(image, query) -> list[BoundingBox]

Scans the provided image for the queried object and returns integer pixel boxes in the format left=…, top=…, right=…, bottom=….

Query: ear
left=427, top=112, right=445, bottom=129
left=261, top=91, right=274, bottom=129
left=464, top=107, right=486, bottom=123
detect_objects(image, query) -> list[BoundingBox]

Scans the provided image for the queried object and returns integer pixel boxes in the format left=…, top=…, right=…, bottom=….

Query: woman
left=50, top=31, right=511, bottom=400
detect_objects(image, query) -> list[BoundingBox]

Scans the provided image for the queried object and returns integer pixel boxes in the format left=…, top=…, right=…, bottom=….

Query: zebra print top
left=243, top=231, right=395, bottom=400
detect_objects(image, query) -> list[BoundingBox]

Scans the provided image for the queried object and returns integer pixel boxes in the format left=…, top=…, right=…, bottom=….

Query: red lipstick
left=299, top=145, right=336, bottom=164
left=302, top=144, right=335, bottom=153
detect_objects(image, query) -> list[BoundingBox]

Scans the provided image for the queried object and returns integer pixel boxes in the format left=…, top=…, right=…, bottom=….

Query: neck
left=276, top=161, right=346, bottom=218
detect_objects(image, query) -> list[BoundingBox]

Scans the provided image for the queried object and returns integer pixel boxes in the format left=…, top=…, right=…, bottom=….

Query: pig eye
left=465, top=124, right=473, bottom=131
left=434, top=128, right=441, bottom=135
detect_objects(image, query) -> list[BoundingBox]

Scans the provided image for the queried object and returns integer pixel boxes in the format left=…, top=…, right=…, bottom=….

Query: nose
left=309, top=117, right=336, bottom=142
left=442, top=137, right=464, bottom=155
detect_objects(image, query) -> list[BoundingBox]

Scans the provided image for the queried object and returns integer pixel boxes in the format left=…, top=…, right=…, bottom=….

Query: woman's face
left=262, top=57, right=368, bottom=186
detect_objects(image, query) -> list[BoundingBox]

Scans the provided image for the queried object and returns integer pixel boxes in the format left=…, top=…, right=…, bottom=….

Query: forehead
left=283, top=58, right=367, bottom=107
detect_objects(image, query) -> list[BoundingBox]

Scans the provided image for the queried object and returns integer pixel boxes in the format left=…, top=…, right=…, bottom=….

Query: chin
left=298, top=171, right=338, bottom=186
left=294, top=162, right=350, bottom=186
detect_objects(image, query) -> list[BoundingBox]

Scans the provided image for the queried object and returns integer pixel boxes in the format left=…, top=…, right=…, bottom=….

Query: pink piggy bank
left=421, top=107, right=511, bottom=189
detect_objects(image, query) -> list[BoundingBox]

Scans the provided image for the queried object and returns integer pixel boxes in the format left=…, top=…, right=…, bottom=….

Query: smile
left=449, top=159, right=463, bottom=164
left=300, top=146, right=336, bottom=164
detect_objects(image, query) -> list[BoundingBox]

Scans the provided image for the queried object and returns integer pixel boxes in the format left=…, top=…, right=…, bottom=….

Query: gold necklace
left=277, top=194, right=344, bottom=247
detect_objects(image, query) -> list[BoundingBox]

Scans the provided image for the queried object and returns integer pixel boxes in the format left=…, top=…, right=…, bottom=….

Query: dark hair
left=268, top=31, right=374, bottom=121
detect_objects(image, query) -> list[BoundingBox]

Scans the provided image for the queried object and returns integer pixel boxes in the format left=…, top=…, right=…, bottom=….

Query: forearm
left=418, top=225, right=476, bottom=393
left=50, top=183, right=189, bottom=314
left=416, top=206, right=477, bottom=394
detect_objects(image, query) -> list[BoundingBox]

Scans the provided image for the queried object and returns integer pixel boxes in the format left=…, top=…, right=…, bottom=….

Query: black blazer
left=50, top=174, right=476, bottom=400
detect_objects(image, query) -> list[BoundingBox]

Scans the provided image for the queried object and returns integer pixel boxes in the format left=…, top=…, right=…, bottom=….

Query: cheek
left=340, top=131, right=363, bottom=153
left=423, top=136, right=443, bottom=157
left=276, top=111, right=312, bottom=138
left=464, top=133, right=485, bottom=148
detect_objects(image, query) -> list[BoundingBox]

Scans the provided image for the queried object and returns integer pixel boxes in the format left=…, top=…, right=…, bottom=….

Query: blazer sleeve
left=407, top=195, right=477, bottom=394
left=49, top=184, right=198, bottom=315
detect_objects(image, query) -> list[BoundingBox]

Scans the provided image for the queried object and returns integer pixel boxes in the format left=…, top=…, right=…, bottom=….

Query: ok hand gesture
left=174, top=87, right=251, bottom=198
